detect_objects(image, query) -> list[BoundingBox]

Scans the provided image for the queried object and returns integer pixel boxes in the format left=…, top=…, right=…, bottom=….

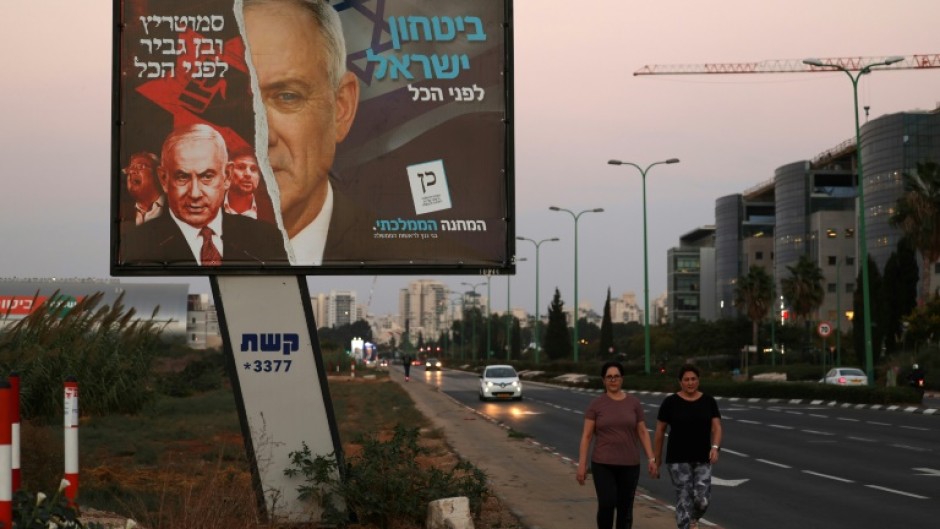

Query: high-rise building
left=399, top=280, right=448, bottom=343
left=667, top=226, right=716, bottom=323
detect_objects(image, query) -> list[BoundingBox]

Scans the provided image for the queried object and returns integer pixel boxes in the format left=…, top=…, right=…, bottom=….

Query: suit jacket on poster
left=121, top=212, right=288, bottom=267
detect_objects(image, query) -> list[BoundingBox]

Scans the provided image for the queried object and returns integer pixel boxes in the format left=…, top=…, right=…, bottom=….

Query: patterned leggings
left=667, top=462, right=712, bottom=529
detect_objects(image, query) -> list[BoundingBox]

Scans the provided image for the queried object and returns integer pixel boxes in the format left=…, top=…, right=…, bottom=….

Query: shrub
left=0, top=291, right=164, bottom=419
left=285, top=424, right=490, bottom=529
left=13, top=480, right=110, bottom=529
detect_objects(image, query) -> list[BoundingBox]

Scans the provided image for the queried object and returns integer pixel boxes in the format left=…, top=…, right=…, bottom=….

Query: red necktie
left=199, top=226, right=222, bottom=266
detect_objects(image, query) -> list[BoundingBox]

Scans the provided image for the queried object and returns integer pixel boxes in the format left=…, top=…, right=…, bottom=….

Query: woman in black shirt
left=653, top=364, right=722, bottom=529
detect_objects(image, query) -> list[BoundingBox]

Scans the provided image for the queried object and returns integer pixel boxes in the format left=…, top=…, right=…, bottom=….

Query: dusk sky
left=2, top=0, right=939, bottom=319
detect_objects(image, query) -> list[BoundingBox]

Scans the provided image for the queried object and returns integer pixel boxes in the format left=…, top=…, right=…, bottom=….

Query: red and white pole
left=9, top=373, right=20, bottom=492
left=351, top=361, right=356, bottom=378
left=0, top=379, right=12, bottom=529
left=64, top=376, right=79, bottom=504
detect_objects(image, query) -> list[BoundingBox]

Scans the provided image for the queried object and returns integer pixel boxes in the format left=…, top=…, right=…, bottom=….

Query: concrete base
left=426, top=496, right=474, bottom=529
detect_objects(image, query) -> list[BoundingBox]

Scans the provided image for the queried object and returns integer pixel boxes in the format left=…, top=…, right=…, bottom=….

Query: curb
left=553, top=384, right=940, bottom=416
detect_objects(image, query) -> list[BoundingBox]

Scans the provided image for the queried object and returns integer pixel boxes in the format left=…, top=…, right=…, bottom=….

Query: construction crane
left=634, top=54, right=940, bottom=76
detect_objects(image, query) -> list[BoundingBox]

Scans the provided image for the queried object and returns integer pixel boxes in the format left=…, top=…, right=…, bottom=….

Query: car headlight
left=511, top=381, right=519, bottom=387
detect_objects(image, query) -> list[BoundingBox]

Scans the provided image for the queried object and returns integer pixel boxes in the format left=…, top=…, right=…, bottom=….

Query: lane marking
left=899, top=425, right=929, bottom=432
left=809, top=413, right=829, bottom=419
left=865, top=484, right=929, bottom=499
left=913, top=467, right=940, bottom=477
left=848, top=436, right=877, bottom=443
left=801, top=429, right=835, bottom=436
left=713, top=477, right=749, bottom=487
left=737, top=420, right=762, bottom=425
left=802, top=470, right=854, bottom=483
left=891, top=443, right=930, bottom=453
left=722, top=448, right=748, bottom=457
left=837, top=417, right=859, bottom=422
left=756, top=458, right=791, bottom=469
left=866, top=421, right=891, bottom=426
left=768, top=424, right=794, bottom=430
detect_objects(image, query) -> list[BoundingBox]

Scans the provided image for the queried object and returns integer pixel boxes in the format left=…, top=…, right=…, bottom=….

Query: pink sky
left=1, top=0, right=938, bottom=316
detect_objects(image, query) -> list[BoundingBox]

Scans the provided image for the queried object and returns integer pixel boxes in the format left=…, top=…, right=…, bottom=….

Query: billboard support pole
left=212, top=276, right=343, bottom=524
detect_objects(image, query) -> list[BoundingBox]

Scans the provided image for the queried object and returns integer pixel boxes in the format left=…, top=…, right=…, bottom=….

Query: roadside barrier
left=64, top=376, right=79, bottom=504
left=9, top=373, right=20, bottom=492
left=0, top=379, right=12, bottom=529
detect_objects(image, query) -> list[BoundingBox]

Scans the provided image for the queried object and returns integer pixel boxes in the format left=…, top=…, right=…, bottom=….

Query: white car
left=821, top=367, right=868, bottom=386
left=479, top=365, right=523, bottom=401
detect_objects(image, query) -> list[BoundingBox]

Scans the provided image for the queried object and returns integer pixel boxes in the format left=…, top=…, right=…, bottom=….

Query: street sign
left=817, top=321, right=833, bottom=338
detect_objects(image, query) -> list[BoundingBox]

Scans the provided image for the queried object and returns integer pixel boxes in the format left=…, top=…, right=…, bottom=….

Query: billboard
left=111, top=0, right=514, bottom=275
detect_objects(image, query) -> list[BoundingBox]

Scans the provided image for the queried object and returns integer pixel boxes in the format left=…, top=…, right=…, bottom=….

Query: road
left=409, top=367, right=940, bottom=529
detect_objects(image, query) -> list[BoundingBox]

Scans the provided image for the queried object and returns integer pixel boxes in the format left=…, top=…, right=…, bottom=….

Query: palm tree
left=890, top=161, right=940, bottom=304
left=781, top=255, right=825, bottom=356
left=733, top=265, right=774, bottom=375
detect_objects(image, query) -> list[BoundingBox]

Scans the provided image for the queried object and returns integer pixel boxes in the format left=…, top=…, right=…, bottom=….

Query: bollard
left=64, top=377, right=79, bottom=504
left=0, top=379, right=12, bottom=529
left=350, top=362, right=356, bottom=378
left=9, top=373, right=20, bottom=492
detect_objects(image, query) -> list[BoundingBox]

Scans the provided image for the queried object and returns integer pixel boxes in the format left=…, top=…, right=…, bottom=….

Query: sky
left=2, top=0, right=939, bottom=319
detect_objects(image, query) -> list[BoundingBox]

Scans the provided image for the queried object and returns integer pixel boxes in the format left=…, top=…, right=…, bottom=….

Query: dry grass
left=46, top=372, right=522, bottom=528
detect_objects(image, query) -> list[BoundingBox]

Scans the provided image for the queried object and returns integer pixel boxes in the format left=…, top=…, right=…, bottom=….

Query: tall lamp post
left=506, top=257, right=527, bottom=361
left=461, top=281, right=485, bottom=362
left=549, top=206, right=604, bottom=363
left=607, top=158, right=680, bottom=375
left=803, top=56, right=903, bottom=385
left=517, top=236, right=559, bottom=364
left=486, top=276, right=493, bottom=359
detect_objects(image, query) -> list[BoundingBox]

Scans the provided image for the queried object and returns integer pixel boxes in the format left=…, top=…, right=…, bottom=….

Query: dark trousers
left=591, top=462, right=640, bottom=529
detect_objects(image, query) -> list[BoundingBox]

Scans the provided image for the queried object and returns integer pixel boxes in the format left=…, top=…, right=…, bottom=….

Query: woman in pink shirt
left=577, top=361, right=657, bottom=529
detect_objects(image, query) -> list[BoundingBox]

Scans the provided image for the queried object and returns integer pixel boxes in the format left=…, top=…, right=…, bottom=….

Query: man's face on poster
left=244, top=1, right=358, bottom=237
left=231, top=154, right=261, bottom=196
left=159, top=137, right=231, bottom=228
left=125, top=155, right=158, bottom=202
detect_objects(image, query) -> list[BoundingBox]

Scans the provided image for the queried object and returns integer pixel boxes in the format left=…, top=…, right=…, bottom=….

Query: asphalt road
left=411, top=367, right=940, bottom=529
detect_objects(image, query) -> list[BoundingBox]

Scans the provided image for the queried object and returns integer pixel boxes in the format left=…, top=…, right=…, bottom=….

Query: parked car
left=479, top=365, right=523, bottom=401
left=821, top=367, right=867, bottom=386
left=425, top=358, right=443, bottom=371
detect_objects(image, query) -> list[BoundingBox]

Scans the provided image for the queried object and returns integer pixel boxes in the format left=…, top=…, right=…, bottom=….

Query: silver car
left=479, top=365, right=523, bottom=401
left=821, top=367, right=867, bottom=386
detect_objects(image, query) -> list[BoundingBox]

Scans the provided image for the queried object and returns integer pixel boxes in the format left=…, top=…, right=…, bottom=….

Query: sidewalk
left=390, top=369, right=679, bottom=529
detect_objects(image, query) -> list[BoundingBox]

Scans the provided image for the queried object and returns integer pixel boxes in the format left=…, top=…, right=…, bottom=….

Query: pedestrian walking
left=577, top=361, right=657, bottom=529
left=653, top=364, right=723, bottom=529
left=402, top=354, right=412, bottom=381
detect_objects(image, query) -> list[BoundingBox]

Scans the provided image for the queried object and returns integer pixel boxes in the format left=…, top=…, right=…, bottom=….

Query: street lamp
left=506, top=257, right=527, bottom=361
left=607, top=158, right=680, bottom=375
left=461, top=281, right=485, bottom=362
left=486, top=275, right=493, bottom=359
left=802, top=56, right=903, bottom=385
left=517, top=236, right=559, bottom=364
left=549, top=206, right=604, bottom=363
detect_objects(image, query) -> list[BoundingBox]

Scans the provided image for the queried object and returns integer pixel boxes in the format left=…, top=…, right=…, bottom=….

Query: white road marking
left=738, top=420, right=762, bottom=425
left=769, top=424, right=794, bottom=430
left=809, top=413, right=829, bottom=419
left=713, top=477, right=749, bottom=487
left=899, top=425, right=929, bottom=432
left=913, top=467, right=940, bottom=477
left=866, top=421, right=891, bottom=426
left=891, top=443, right=930, bottom=453
left=837, top=417, right=859, bottom=422
left=802, top=470, right=854, bottom=483
left=801, top=429, right=835, bottom=436
left=722, top=448, right=748, bottom=457
left=785, top=411, right=804, bottom=415
left=848, top=436, right=877, bottom=443
left=756, top=459, right=791, bottom=469
left=865, top=484, right=929, bottom=499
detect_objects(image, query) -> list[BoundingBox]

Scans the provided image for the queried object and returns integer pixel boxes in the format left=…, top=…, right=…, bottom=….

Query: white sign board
left=817, top=321, right=833, bottom=338
left=214, top=276, right=341, bottom=523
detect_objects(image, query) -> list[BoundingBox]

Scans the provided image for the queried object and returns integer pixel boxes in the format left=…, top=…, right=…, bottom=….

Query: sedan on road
left=425, top=358, right=443, bottom=371
left=821, top=367, right=868, bottom=385
left=479, top=364, right=523, bottom=401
